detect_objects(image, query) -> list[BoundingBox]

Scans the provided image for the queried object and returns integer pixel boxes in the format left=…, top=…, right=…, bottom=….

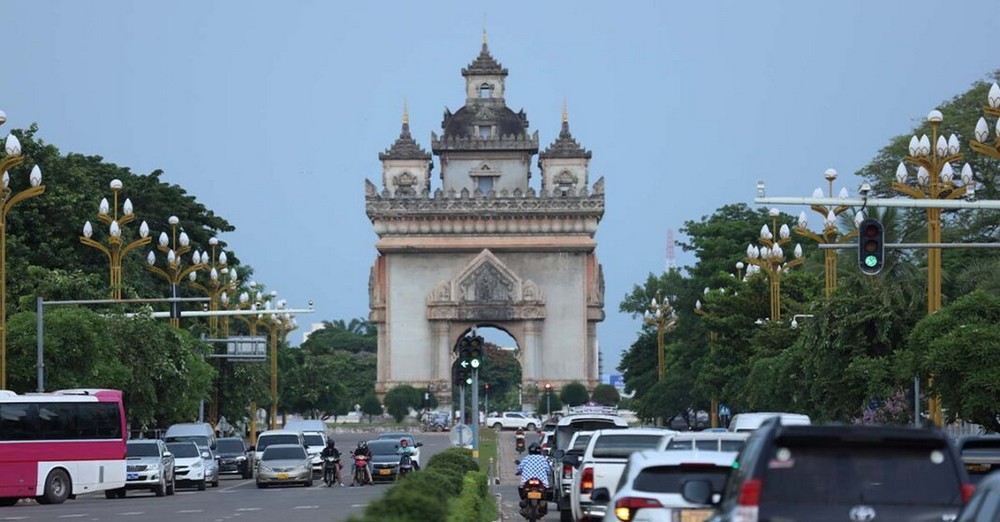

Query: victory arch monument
left=365, top=39, right=606, bottom=407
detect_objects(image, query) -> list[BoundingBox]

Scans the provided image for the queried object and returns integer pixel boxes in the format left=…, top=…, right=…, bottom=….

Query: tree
left=360, top=394, right=383, bottom=423
left=591, top=384, right=620, bottom=406
left=539, top=388, right=562, bottom=415
left=560, top=381, right=589, bottom=407
left=300, top=320, right=376, bottom=354
left=384, top=385, right=421, bottom=422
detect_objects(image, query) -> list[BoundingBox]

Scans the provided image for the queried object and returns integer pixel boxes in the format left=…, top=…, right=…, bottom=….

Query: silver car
left=255, top=444, right=313, bottom=488
left=114, top=439, right=176, bottom=498
left=200, top=447, right=220, bottom=487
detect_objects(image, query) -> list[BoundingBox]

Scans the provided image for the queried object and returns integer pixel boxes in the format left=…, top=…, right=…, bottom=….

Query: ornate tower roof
left=379, top=110, right=431, bottom=161
left=462, top=40, right=508, bottom=78
left=539, top=111, right=592, bottom=160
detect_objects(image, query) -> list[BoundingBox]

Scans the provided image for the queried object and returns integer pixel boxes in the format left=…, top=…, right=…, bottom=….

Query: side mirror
left=681, top=479, right=715, bottom=505
left=415, top=442, right=423, bottom=448
left=554, top=449, right=565, bottom=460
left=201, top=451, right=211, bottom=459
left=566, top=455, right=582, bottom=468
left=248, top=445, right=255, bottom=452
left=591, top=487, right=611, bottom=504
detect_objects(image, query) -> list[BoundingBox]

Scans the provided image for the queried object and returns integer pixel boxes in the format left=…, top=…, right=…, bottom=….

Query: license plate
left=527, top=491, right=542, bottom=500
left=277, top=473, right=289, bottom=479
left=379, top=469, right=392, bottom=475
left=126, top=473, right=139, bottom=480
left=677, top=509, right=713, bottom=522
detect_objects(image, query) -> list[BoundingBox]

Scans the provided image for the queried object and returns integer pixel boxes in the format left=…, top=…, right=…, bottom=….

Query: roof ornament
left=402, top=99, right=409, bottom=126
left=562, top=99, right=568, bottom=123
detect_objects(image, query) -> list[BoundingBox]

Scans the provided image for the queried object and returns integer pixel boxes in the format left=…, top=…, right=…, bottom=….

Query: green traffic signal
left=857, top=218, right=884, bottom=275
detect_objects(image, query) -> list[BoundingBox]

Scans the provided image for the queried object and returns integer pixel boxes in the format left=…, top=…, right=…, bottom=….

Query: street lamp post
left=227, top=282, right=268, bottom=445
left=80, top=180, right=151, bottom=300
left=694, top=287, right=721, bottom=428
left=792, top=169, right=860, bottom=299
left=0, top=126, right=45, bottom=389
left=544, top=383, right=552, bottom=418
left=894, top=110, right=974, bottom=426
left=144, top=216, right=208, bottom=327
left=643, top=292, right=677, bottom=382
left=262, top=297, right=297, bottom=430
left=744, top=209, right=805, bottom=321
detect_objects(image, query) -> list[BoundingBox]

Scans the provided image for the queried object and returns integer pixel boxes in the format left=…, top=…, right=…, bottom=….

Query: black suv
left=215, top=437, right=252, bottom=479
left=695, top=419, right=974, bottom=522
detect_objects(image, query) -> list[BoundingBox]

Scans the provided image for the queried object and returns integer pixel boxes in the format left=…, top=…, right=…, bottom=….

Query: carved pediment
left=427, top=250, right=545, bottom=315
left=554, top=170, right=578, bottom=185
left=394, top=171, right=418, bottom=187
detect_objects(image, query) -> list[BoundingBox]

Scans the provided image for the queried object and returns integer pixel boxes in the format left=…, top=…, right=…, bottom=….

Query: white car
left=658, top=431, right=748, bottom=453
left=165, top=441, right=207, bottom=491
left=593, top=450, right=737, bottom=522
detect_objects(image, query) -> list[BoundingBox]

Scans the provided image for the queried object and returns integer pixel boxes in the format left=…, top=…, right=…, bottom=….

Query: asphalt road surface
left=0, top=432, right=455, bottom=522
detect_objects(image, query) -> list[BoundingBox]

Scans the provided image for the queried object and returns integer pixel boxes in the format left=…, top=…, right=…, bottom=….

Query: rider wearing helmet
left=396, top=438, right=420, bottom=471
left=321, top=439, right=343, bottom=487
left=351, top=441, right=373, bottom=486
left=516, top=443, right=552, bottom=500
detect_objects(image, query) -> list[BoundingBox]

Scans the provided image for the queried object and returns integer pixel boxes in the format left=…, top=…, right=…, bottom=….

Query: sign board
left=608, top=374, right=625, bottom=389
left=224, top=336, right=267, bottom=359
left=449, top=424, right=473, bottom=448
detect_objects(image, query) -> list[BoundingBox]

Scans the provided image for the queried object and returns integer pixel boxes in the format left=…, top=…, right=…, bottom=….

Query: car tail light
left=962, top=483, right=976, bottom=503
left=527, top=478, right=543, bottom=488
left=581, top=466, right=594, bottom=493
left=613, top=496, right=662, bottom=521
left=562, top=463, right=573, bottom=479
left=734, top=478, right=761, bottom=522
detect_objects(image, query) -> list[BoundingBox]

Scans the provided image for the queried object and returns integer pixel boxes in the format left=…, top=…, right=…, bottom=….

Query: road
left=0, top=432, right=454, bottom=522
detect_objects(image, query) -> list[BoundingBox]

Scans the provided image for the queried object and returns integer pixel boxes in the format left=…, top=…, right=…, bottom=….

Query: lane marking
left=350, top=504, right=367, bottom=508
left=293, top=505, right=319, bottom=509
left=234, top=508, right=260, bottom=512
left=220, top=480, right=253, bottom=492
left=177, top=510, right=204, bottom=513
left=1, top=517, right=30, bottom=521
left=58, top=516, right=88, bottom=519
left=119, top=512, right=145, bottom=516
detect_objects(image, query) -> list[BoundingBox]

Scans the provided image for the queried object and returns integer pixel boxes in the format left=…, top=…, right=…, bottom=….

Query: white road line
left=220, top=480, right=253, bottom=492
left=1, top=517, right=29, bottom=521
left=57, top=516, right=87, bottom=519
left=350, top=504, right=367, bottom=508
left=118, top=512, right=145, bottom=516
left=292, top=505, right=319, bottom=509
left=234, top=508, right=260, bottom=512
left=176, top=510, right=204, bottom=514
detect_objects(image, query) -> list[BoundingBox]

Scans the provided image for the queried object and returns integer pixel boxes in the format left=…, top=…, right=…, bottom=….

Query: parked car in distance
left=487, top=411, right=543, bottom=431
left=955, top=435, right=1000, bottom=485
left=592, top=449, right=737, bottom=522
left=659, top=431, right=748, bottom=453
left=166, top=441, right=206, bottom=491
left=958, top=468, right=1000, bottom=521
left=216, top=437, right=252, bottom=479
left=368, top=439, right=406, bottom=482
left=709, top=418, right=974, bottom=521
left=252, top=430, right=306, bottom=472
left=113, top=439, right=175, bottom=498
left=726, top=412, right=810, bottom=432
left=376, top=432, right=423, bottom=467
left=255, top=444, right=312, bottom=488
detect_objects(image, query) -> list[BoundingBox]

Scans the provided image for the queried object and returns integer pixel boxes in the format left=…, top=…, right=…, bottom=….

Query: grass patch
left=479, top=427, right=498, bottom=466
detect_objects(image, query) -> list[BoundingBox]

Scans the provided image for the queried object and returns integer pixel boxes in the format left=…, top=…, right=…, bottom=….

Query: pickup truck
left=487, top=411, right=542, bottom=431
left=569, top=428, right=672, bottom=521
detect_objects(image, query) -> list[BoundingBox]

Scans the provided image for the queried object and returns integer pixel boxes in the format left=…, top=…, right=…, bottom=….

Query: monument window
left=476, top=176, right=495, bottom=193
left=479, top=83, right=493, bottom=98
left=479, top=126, right=491, bottom=139
left=558, top=183, right=573, bottom=196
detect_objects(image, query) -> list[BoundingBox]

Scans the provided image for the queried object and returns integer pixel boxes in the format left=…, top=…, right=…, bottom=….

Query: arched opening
left=450, top=325, right=522, bottom=425
left=479, top=83, right=493, bottom=98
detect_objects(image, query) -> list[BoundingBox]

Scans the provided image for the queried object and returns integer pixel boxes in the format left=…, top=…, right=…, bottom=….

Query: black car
left=367, top=440, right=404, bottom=482
left=215, top=437, right=252, bottom=479
left=699, top=418, right=974, bottom=522
left=955, top=435, right=1000, bottom=485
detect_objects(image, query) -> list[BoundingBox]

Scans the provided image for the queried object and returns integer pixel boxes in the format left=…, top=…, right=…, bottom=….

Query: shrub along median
left=347, top=447, right=498, bottom=522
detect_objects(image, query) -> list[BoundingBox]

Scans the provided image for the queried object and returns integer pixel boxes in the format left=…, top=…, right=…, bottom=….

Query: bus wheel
left=38, top=469, right=71, bottom=505
left=0, top=497, right=19, bottom=506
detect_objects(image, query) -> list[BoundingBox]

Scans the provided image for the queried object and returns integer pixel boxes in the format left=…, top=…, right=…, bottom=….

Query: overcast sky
left=3, top=0, right=999, bottom=373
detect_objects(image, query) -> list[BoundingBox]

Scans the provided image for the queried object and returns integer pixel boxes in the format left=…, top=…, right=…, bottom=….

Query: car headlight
left=147, top=463, right=160, bottom=471
left=235, top=456, right=247, bottom=461
left=260, top=466, right=274, bottom=473
left=192, top=460, right=203, bottom=468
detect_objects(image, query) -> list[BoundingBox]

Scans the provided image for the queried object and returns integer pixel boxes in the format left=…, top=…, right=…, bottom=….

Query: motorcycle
left=397, top=454, right=414, bottom=480
left=520, top=477, right=548, bottom=521
left=515, top=436, right=526, bottom=454
left=351, top=453, right=372, bottom=486
left=323, top=455, right=341, bottom=487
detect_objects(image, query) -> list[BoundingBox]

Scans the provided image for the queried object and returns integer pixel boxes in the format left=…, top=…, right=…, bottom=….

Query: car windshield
left=167, top=442, right=199, bottom=458
left=263, top=446, right=306, bottom=461
left=556, top=421, right=625, bottom=451
left=572, top=434, right=592, bottom=451
left=633, top=465, right=730, bottom=494
left=167, top=435, right=209, bottom=448
left=257, top=434, right=300, bottom=452
left=761, top=444, right=962, bottom=505
left=216, top=439, right=245, bottom=453
left=127, top=442, right=160, bottom=457
left=378, top=433, right=413, bottom=443
left=367, top=440, right=399, bottom=455
left=303, top=434, right=324, bottom=446
left=591, top=434, right=664, bottom=458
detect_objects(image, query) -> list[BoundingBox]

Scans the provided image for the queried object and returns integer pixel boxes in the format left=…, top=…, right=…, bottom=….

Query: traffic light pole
left=459, top=384, right=465, bottom=440
left=472, top=368, right=480, bottom=460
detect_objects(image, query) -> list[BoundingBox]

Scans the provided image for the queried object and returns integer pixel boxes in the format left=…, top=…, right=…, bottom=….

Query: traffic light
left=458, top=335, right=484, bottom=370
left=858, top=218, right=885, bottom=275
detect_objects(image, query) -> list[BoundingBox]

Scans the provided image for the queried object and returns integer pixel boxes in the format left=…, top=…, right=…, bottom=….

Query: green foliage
left=591, top=384, right=620, bottom=406
left=299, top=319, right=376, bottom=354
left=539, top=388, right=562, bottom=415
left=384, top=384, right=422, bottom=422
left=364, top=477, right=450, bottom=521
left=475, top=343, right=522, bottom=411
left=560, top=381, right=589, bottom=407
left=446, top=472, right=491, bottom=522
left=360, top=393, right=383, bottom=423
left=425, top=447, right=479, bottom=475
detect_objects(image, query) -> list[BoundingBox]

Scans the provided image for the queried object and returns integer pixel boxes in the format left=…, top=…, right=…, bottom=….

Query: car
left=368, top=439, right=406, bottom=482
left=376, top=432, right=424, bottom=467
left=555, top=431, right=594, bottom=511
left=708, top=418, right=975, bottom=521
left=955, top=435, right=1000, bottom=485
left=659, top=431, right=748, bottom=453
left=201, top=447, right=220, bottom=487
left=166, top=441, right=207, bottom=491
left=591, top=449, right=737, bottom=522
left=252, top=429, right=306, bottom=473
left=216, top=437, right=253, bottom=479
left=958, top=468, right=1000, bottom=521
left=487, top=411, right=543, bottom=431
left=112, top=439, right=176, bottom=498
left=726, top=412, right=810, bottom=432
left=255, top=444, right=313, bottom=488
left=300, top=431, right=328, bottom=475
left=164, top=422, right=217, bottom=451
left=539, top=431, right=555, bottom=456
left=551, top=406, right=630, bottom=517
left=422, top=410, right=451, bottom=431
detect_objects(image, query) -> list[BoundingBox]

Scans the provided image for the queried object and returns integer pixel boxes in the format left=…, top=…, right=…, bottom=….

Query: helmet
left=528, top=443, right=542, bottom=455
left=358, top=441, right=366, bottom=449
left=327, top=440, right=336, bottom=447
left=400, top=438, right=409, bottom=446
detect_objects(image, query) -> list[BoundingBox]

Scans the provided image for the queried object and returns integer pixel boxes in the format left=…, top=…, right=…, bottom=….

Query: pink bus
left=0, top=389, right=127, bottom=505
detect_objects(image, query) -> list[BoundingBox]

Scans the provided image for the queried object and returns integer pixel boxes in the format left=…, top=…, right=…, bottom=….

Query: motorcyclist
left=514, top=427, right=526, bottom=451
left=320, top=439, right=343, bottom=487
left=350, top=441, right=373, bottom=486
left=396, top=438, right=420, bottom=471
left=516, top=443, right=552, bottom=500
